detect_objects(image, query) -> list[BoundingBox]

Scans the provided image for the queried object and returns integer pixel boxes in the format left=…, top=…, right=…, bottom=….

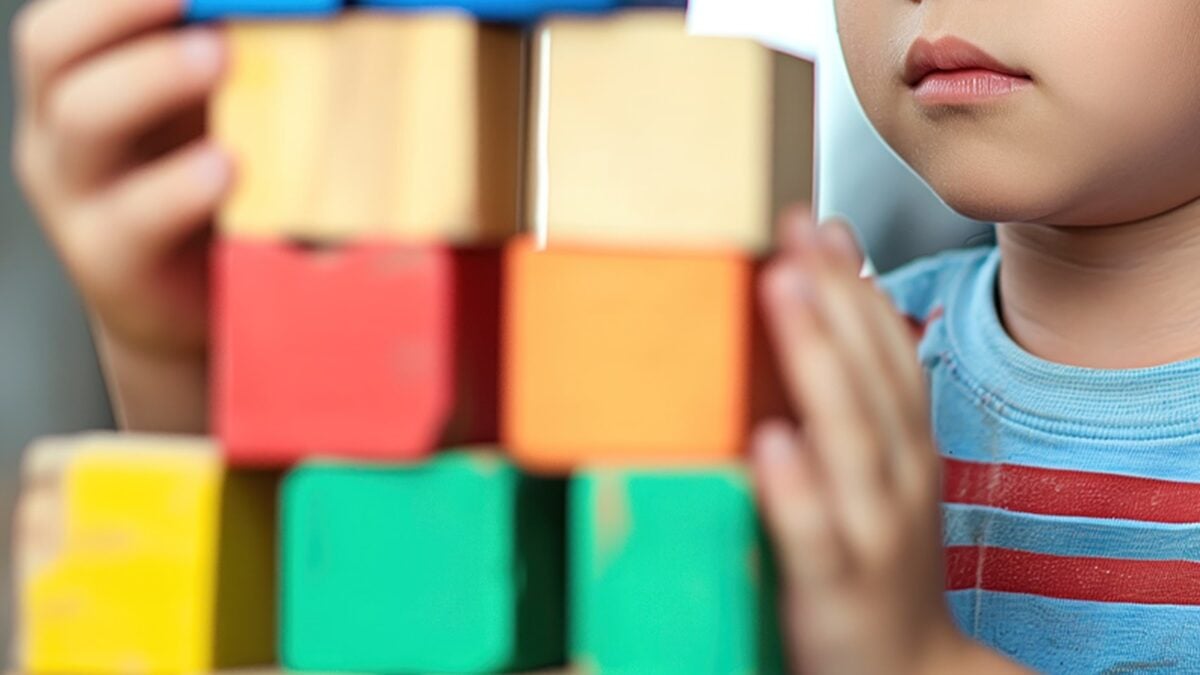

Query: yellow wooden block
left=14, top=434, right=277, bottom=674
left=215, top=12, right=522, bottom=244
left=527, top=9, right=814, bottom=252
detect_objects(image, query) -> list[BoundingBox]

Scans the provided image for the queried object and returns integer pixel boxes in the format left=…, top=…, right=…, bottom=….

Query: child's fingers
left=811, top=248, right=938, bottom=513
left=803, top=253, right=909, bottom=483
left=66, top=141, right=230, bottom=287
left=775, top=203, right=816, bottom=254
left=48, top=28, right=225, bottom=186
left=859, top=287, right=939, bottom=502
left=774, top=205, right=864, bottom=275
left=862, top=285, right=926, bottom=410
left=760, top=260, right=890, bottom=552
left=13, top=0, right=183, bottom=114
left=752, top=420, right=844, bottom=589
left=816, top=218, right=865, bottom=274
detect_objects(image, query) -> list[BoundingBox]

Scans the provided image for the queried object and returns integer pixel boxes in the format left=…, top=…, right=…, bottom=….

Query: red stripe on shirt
left=946, top=546, right=1200, bottom=605
left=942, top=458, right=1200, bottom=524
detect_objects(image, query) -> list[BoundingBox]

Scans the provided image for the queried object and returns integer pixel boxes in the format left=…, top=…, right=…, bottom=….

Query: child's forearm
left=96, top=327, right=209, bottom=434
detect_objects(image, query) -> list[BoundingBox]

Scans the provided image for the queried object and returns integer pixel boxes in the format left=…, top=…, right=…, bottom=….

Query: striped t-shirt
left=880, top=246, right=1200, bottom=673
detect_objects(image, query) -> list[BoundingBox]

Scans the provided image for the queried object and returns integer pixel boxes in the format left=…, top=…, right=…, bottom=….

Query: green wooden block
left=571, top=468, right=784, bottom=675
left=281, top=451, right=567, bottom=673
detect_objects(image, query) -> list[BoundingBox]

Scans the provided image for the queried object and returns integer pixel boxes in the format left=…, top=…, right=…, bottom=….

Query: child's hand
left=12, top=0, right=230, bottom=429
left=12, top=0, right=228, bottom=354
left=753, top=208, right=1024, bottom=674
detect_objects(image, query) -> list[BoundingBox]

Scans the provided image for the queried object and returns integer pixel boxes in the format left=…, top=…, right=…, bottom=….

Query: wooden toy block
left=280, top=451, right=566, bottom=672
left=214, top=12, right=522, bottom=244
left=215, top=240, right=501, bottom=465
left=202, top=668, right=578, bottom=674
left=357, top=0, right=685, bottom=23
left=527, top=9, right=815, bottom=252
left=502, top=237, right=789, bottom=472
left=0, top=665, right=575, bottom=673
left=14, top=433, right=277, bottom=674
left=572, top=468, right=783, bottom=674
left=187, top=0, right=339, bottom=22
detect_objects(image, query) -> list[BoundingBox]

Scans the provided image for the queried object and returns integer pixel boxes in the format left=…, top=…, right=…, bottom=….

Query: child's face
left=834, top=1, right=1200, bottom=226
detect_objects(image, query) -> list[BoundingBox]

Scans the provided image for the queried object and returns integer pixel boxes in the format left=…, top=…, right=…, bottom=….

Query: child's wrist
left=94, top=324, right=209, bottom=433
left=907, top=620, right=976, bottom=675
left=918, top=624, right=1029, bottom=675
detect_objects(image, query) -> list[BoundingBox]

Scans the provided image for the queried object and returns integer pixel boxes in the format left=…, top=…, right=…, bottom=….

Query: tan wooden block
left=527, top=9, right=814, bottom=252
left=215, top=12, right=522, bottom=244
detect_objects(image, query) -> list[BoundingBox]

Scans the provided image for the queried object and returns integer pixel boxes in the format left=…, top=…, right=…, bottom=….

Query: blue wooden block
left=187, top=0, right=341, bottom=21
left=354, top=0, right=686, bottom=23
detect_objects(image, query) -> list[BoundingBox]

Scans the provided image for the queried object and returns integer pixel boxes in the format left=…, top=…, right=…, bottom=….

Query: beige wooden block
left=527, top=9, right=814, bottom=252
left=215, top=12, right=522, bottom=244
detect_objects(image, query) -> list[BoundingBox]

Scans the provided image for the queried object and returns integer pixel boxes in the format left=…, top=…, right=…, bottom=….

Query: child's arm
left=11, top=0, right=229, bottom=432
left=754, top=208, right=1032, bottom=675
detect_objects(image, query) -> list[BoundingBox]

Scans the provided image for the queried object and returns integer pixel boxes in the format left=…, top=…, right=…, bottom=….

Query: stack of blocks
left=11, top=0, right=816, bottom=672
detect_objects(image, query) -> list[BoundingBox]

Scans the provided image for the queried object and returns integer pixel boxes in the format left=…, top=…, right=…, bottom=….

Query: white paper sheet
left=686, top=0, right=831, bottom=62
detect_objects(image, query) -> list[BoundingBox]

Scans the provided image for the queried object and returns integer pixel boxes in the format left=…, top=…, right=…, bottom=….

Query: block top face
left=571, top=468, right=764, bottom=674
left=527, top=9, right=814, bottom=253
left=22, top=433, right=219, bottom=476
left=281, top=450, right=531, bottom=672
left=288, top=448, right=512, bottom=485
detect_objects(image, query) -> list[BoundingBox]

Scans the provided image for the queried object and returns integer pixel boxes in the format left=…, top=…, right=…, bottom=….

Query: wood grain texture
left=214, top=12, right=522, bottom=244
left=527, top=9, right=815, bottom=252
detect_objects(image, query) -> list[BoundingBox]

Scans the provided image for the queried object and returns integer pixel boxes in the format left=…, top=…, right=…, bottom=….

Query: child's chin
left=934, top=176, right=1193, bottom=227
left=915, top=164, right=1078, bottom=225
left=917, top=183, right=1038, bottom=225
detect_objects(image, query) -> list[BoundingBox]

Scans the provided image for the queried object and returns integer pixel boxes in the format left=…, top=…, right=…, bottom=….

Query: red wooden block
left=214, top=240, right=500, bottom=466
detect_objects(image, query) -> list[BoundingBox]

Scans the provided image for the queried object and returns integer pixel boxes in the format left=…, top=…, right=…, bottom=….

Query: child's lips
left=904, top=34, right=1032, bottom=106
left=912, top=68, right=1034, bottom=106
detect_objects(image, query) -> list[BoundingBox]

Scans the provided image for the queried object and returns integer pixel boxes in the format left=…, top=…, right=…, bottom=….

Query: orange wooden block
left=502, top=237, right=789, bottom=473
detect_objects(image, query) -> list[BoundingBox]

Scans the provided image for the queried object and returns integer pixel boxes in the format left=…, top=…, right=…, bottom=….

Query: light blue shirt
left=881, top=246, right=1200, bottom=673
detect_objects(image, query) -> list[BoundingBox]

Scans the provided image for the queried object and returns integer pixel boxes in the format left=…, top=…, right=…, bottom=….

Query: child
left=10, top=0, right=1198, bottom=673
left=753, top=1, right=1200, bottom=672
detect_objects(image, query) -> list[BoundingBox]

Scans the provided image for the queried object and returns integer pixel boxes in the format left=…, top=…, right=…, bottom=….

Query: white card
left=686, top=0, right=831, bottom=62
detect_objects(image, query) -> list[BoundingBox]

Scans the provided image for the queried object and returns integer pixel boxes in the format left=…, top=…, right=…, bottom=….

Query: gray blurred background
left=0, top=1, right=988, bottom=661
